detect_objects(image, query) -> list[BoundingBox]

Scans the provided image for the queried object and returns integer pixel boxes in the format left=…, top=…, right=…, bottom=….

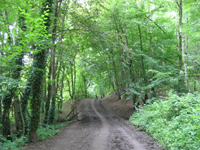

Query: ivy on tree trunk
left=29, top=0, right=53, bottom=142
left=19, top=75, right=32, bottom=136
left=1, top=54, right=23, bottom=140
left=29, top=49, right=46, bottom=142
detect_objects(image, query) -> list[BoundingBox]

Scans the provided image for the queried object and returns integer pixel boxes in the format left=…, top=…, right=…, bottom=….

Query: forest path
left=23, top=98, right=163, bottom=150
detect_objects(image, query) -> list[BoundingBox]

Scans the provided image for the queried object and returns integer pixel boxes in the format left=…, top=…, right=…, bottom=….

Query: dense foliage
left=0, top=0, right=200, bottom=148
left=0, top=122, right=69, bottom=150
left=130, top=92, right=200, bottom=149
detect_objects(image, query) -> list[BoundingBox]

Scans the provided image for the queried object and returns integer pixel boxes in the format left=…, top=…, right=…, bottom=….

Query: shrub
left=37, top=122, right=69, bottom=141
left=0, top=122, right=70, bottom=149
left=130, top=92, right=200, bottom=150
left=0, top=135, right=26, bottom=150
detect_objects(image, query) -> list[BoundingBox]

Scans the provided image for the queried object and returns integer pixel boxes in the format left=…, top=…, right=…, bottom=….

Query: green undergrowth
left=0, top=136, right=26, bottom=150
left=0, top=121, right=70, bottom=150
left=130, top=92, right=200, bottom=150
left=37, top=122, right=70, bottom=141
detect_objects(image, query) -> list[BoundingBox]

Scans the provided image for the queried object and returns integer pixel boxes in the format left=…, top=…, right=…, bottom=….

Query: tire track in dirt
left=23, top=99, right=162, bottom=150
left=91, top=99, right=109, bottom=150
left=94, top=99, right=146, bottom=150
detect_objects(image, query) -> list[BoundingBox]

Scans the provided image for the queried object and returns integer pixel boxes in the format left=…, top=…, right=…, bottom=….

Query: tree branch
left=175, top=0, right=180, bottom=9
left=146, top=16, right=167, bottom=35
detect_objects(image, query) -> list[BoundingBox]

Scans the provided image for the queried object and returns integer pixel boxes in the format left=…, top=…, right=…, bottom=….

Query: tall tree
left=29, top=0, right=53, bottom=142
left=1, top=7, right=25, bottom=139
left=48, top=0, right=60, bottom=124
left=177, top=0, right=184, bottom=92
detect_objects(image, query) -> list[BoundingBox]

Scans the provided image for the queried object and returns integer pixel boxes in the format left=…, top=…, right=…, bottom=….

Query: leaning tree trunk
left=29, top=0, right=53, bottom=142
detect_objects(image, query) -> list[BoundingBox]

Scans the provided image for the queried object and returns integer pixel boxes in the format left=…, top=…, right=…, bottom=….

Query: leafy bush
left=37, top=122, right=70, bottom=141
left=130, top=92, right=200, bottom=150
left=0, top=122, right=70, bottom=150
left=37, top=125, right=59, bottom=141
left=0, top=135, right=26, bottom=150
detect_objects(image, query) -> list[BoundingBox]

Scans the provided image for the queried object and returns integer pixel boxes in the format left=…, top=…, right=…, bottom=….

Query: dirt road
left=24, top=99, right=163, bottom=150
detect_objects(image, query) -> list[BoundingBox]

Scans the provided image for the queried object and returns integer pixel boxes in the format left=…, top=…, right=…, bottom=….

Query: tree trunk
left=57, top=65, right=64, bottom=110
left=13, top=95, right=20, bottom=132
left=182, top=35, right=189, bottom=92
left=2, top=53, right=24, bottom=139
left=29, top=49, right=46, bottom=142
left=0, top=86, right=2, bottom=117
left=19, top=75, right=32, bottom=135
left=194, top=80, right=197, bottom=92
left=194, top=48, right=197, bottom=92
left=68, top=55, right=77, bottom=104
left=29, top=0, right=53, bottom=142
left=70, top=61, right=74, bottom=101
left=177, top=0, right=183, bottom=92
left=1, top=10, right=25, bottom=139
left=81, top=74, right=88, bottom=98
left=56, top=62, right=61, bottom=111
left=60, top=65, right=65, bottom=109
left=48, top=0, right=59, bottom=125
left=138, top=24, right=148, bottom=103
left=110, top=49, right=121, bottom=100
left=149, top=26, right=156, bottom=98
left=44, top=64, right=51, bottom=124
left=40, top=76, right=46, bottom=125
left=73, top=57, right=76, bottom=101
left=67, top=75, right=72, bottom=99
left=162, top=44, right=165, bottom=66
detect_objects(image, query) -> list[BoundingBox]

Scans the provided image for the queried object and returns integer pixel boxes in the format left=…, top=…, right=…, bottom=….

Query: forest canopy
left=0, top=0, right=200, bottom=147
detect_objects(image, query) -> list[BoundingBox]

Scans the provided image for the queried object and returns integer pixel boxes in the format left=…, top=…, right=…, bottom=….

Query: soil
left=23, top=93, right=164, bottom=150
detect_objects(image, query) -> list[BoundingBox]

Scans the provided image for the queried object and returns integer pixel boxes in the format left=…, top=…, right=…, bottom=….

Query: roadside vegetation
left=0, top=121, right=70, bottom=150
left=130, top=92, right=200, bottom=150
